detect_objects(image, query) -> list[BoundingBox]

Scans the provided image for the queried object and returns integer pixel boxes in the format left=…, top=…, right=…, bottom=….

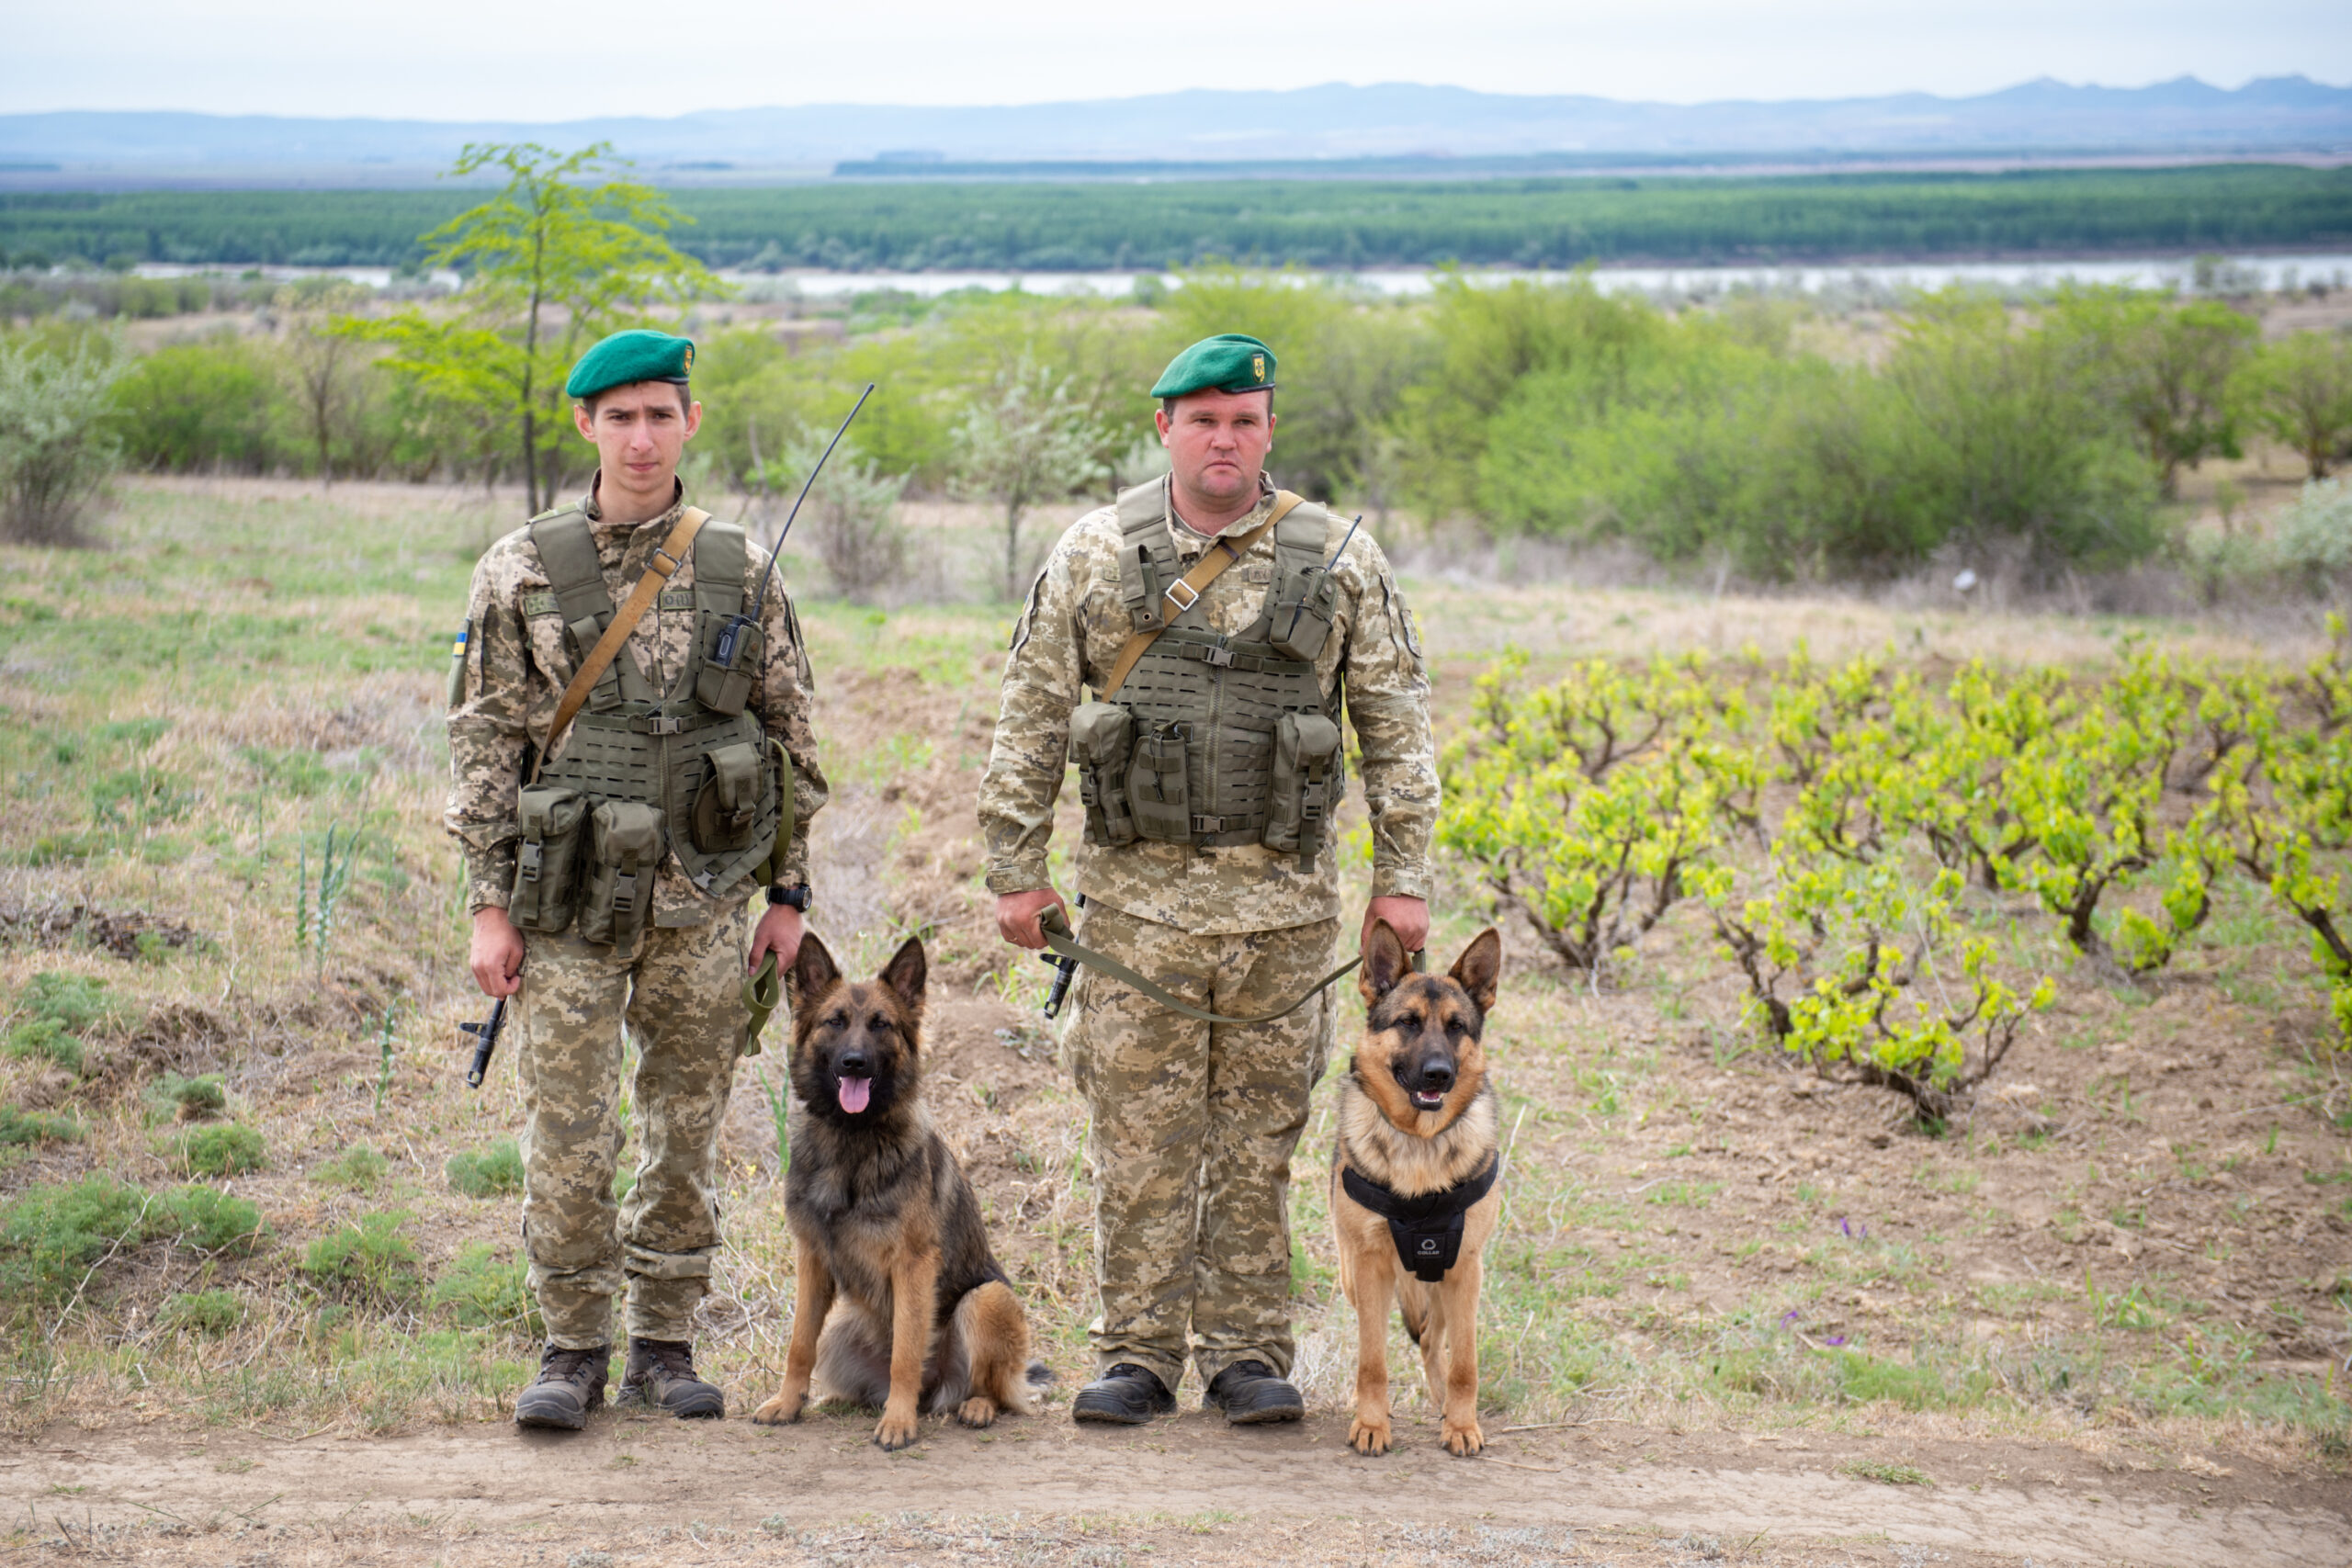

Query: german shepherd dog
left=748, top=932, right=1041, bottom=1450
left=1330, top=920, right=1504, bottom=1459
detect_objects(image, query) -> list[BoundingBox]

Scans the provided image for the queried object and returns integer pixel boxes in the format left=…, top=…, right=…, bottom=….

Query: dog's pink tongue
left=836, top=1077, right=871, bottom=1113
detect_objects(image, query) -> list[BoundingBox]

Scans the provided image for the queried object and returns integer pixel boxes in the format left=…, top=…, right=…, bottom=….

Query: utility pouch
left=509, top=785, right=588, bottom=932
left=1127, top=721, right=1193, bottom=842
left=693, top=616, right=763, bottom=716
left=1068, top=702, right=1138, bottom=846
left=1267, top=566, right=1340, bottom=662
left=1117, top=540, right=1168, bottom=632
left=579, top=800, right=662, bottom=953
left=690, top=741, right=765, bottom=854
left=749, top=739, right=799, bottom=886
left=1263, top=713, right=1342, bottom=865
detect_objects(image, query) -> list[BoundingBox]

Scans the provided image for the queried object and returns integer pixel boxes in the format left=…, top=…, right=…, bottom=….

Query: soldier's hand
left=996, top=887, right=1067, bottom=951
left=470, top=907, right=526, bottom=998
left=1363, top=895, right=1430, bottom=958
left=750, top=905, right=805, bottom=974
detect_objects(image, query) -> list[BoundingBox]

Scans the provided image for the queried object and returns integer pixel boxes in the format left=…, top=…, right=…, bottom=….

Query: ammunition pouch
left=1267, top=559, right=1339, bottom=662
left=1069, top=701, right=1138, bottom=846
left=1127, top=721, right=1193, bottom=842
left=579, top=800, right=662, bottom=953
left=1264, top=712, right=1342, bottom=866
left=509, top=785, right=588, bottom=933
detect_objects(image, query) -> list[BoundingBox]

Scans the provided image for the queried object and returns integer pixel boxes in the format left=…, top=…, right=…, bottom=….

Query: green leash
left=1038, top=908, right=1363, bottom=1027
left=740, top=951, right=783, bottom=1057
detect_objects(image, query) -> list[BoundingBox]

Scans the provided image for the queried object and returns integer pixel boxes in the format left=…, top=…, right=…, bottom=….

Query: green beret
left=1151, top=333, right=1277, bottom=400
left=565, top=329, right=695, bottom=400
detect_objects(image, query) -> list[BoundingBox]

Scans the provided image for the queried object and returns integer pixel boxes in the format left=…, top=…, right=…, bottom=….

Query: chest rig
left=505, top=507, right=784, bottom=951
left=1066, top=479, right=1345, bottom=866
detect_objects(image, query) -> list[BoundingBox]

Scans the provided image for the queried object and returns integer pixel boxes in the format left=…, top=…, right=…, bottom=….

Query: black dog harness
left=1341, top=1155, right=1500, bottom=1283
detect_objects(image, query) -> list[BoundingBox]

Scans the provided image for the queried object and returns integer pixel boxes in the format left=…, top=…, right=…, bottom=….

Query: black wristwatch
left=766, top=884, right=811, bottom=910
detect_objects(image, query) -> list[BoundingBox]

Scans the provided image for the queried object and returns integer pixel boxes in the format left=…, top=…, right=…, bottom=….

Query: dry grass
left=0, top=476, right=2345, bottom=1483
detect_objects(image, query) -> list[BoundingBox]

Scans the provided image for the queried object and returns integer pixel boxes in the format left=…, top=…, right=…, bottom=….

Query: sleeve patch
left=522, top=590, right=560, bottom=617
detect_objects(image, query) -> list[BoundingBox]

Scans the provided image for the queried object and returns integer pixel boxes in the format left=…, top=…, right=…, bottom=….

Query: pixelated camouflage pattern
left=1064, top=901, right=1339, bottom=1389
left=516, top=904, right=753, bottom=1348
left=979, top=480, right=1435, bottom=935
left=447, top=482, right=829, bottom=923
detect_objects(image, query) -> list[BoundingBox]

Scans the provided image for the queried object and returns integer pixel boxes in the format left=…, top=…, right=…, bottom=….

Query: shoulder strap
left=529, top=507, right=709, bottom=783
left=692, top=519, right=747, bottom=617
left=1098, top=491, right=1306, bottom=700
left=529, top=509, right=613, bottom=625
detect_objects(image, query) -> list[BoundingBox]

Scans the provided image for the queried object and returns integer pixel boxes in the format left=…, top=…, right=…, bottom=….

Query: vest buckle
left=1202, top=644, right=1234, bottom=668
left=648, top=716, right=684, bottom=735
left=1163, top=580, right=1199, bottom=613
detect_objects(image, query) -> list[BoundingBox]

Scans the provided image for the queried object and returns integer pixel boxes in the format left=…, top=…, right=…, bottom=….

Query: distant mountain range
left=2, top=76, right=2346, bottom=186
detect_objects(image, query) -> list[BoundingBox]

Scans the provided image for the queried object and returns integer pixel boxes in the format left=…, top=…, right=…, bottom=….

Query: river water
left=134, top=253, right=2352, bottom=299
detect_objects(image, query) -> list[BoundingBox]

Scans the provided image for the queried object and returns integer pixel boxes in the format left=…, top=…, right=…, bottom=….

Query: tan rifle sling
left=1097, top=491, right=1306, bottom=700
left=528, top=507, right=710, bottom=785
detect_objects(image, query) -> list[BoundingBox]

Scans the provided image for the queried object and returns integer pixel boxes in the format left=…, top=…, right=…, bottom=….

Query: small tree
left=2233, top=330, right=2352, bottom=479
left=760, top=436, right=910, bottom=604
left=2052, top=288, right=2258, bottom=498
left=949, top=361, right=1107, bottom=601
left=350, top=142, right=718, bottom=512
left=275, top=281, right=376, bottom=486
left=0, top=328, right=123, bottom=545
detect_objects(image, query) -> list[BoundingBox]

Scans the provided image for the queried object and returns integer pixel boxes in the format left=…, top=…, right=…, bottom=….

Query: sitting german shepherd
left=748, top=932, right=1041, bottom=1450
left=1330, top=920, right=1504, bottom=1458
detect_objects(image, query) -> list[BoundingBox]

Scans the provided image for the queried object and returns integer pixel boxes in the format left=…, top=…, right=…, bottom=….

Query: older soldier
left=448, top=329, right=828, bottom=1430
left=980, top=333, right=1437, bottom=1426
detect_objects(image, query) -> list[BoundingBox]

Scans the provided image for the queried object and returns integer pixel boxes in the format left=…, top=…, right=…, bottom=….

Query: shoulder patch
left=522, top=590, right=560, bottom=617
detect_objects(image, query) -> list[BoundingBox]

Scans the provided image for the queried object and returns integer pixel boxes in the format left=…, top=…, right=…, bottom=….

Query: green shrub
left=157, top=1184, right=263, bottom=1252
left=109, top=333, right=283, bottom=474
left=144, top=1071, right=226, bottom=1123
left=313, top=1144, right=387, bottom=1191
left=300, top=1210, right=419, bottom=1304
left=445, top=1137, right=524, bottom=1199
left=0, top=1105, right=83, bottom=1145
left=0, top=1175, right=156, bottom=1304
left=0, top=326, right=124, bottom=545
left=4, top=1018, right=83, bottom=1074
left=160, top=1289, right=243, bottom=1337
left=173, top=1123, right=266, bottom=1177
left=427, top=1242, right=540, bottom=1335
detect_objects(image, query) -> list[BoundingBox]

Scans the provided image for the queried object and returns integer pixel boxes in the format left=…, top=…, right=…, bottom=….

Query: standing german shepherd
left=748, top=932, right=1040, bottom=1450
left=1330, top=920, right=1504, bottom=1458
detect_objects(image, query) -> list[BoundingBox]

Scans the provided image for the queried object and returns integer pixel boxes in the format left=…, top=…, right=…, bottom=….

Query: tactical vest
left=1066, top=479, right=1346, bottom=867
left=504, top=506, right=785, bottom=952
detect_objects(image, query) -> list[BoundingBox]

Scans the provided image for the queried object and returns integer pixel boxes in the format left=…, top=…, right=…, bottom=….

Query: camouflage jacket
left=446, top=481, right=830, bottom=926
left=979, top=479, right=1436, bottom=936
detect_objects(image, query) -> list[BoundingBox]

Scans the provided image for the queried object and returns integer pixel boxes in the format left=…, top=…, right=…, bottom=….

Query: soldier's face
left=574, top=382, right=701, bottom=502
left=1156, top=390, right=1275, bottom=506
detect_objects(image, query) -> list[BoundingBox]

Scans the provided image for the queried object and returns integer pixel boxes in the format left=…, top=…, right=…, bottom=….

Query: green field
left=6, top=164, right=2351, bottom=272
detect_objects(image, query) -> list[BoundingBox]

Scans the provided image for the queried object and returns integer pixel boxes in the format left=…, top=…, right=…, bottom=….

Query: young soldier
left=980, top=333, right=1438, bottom=1426
left=447, top=330, right=828, bottom=1430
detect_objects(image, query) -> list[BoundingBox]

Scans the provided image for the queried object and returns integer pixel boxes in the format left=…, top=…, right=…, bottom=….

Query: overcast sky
left=8, top=1, right=2346, bottom=119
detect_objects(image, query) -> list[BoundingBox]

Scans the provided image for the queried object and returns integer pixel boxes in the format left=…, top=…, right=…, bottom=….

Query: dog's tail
left=1024, top=1359, right=1056, bottom=1387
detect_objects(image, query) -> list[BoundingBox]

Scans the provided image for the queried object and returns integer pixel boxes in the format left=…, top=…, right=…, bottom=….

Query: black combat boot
left=1071, top=1362, right=1176, bottom=1425
left=616, top=1337, right=726, bottom=1419
left=1204, top=1359, right=1305, bottom=1425
left=514, top=1343, right=610, bottom=1430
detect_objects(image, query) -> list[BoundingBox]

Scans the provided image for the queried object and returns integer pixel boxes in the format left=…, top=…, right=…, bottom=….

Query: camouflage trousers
left=1065, top=902, right=1339, bottom=1392
left=516, top=905, right=750, bottom=1349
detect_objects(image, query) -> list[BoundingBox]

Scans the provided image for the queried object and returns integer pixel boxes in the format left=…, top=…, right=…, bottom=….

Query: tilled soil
left=6, top=1411, right=2346, bottom=1567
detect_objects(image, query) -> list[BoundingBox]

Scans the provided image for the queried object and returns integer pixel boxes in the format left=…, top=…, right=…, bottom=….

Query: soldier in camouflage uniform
left=979, top=333, right=1437, bottom=1426
left=448, top=331, right=829, bottom=1430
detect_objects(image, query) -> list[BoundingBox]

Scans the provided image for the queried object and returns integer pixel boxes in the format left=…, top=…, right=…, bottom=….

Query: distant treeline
left=5, top=165, right=2350, bottom=273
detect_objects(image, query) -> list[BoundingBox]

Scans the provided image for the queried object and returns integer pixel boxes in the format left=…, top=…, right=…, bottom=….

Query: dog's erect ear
left=787, top=931, right=840, bottom=1009
left=878, top=934, right=928, bottom=1022
left=1449, top=928, right=1502, bottom=1014
left=1359, top=918, right=1410, bottom=1004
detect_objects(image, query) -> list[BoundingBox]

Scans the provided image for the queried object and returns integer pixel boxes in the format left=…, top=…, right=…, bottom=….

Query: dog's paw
left=1347, top=1415, right=1393, bottom=1457
left=1442, top=1416, right=1485, bottom=1457
left=874, top=1407, right=921, bottom=1450
left=954, top=1395, right=1000, bottom=1428
left=749, top=1391, right=806, bottom=1427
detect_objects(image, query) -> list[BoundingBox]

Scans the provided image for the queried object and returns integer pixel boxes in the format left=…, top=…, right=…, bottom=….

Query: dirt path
left=5, top=1411, right=2346, bottom=1566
